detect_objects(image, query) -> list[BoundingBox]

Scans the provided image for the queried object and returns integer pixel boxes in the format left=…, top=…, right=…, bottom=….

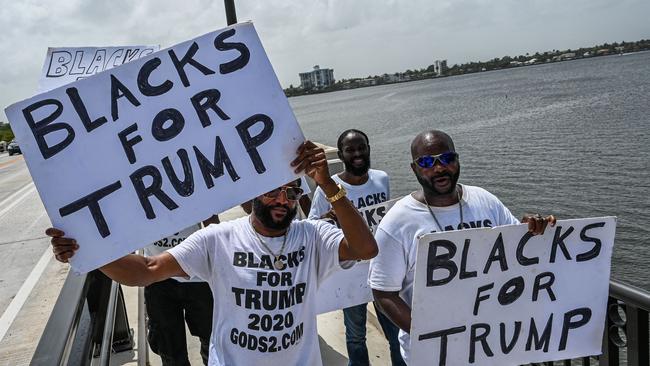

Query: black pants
left=145, top=279, right=213, bottom=366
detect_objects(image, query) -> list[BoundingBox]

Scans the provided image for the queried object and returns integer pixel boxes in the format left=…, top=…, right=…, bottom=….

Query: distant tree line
left=0, top=122, right=15, bottom=142
left=285, top=39, right=650, bottom=97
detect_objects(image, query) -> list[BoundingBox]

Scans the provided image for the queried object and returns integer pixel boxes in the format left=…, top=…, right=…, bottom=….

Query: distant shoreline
left=286, top=45, right=650, bottom=98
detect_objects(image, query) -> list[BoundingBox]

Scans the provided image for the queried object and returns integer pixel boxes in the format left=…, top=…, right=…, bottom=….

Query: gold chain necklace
left=424, top=188, right=464, bottom=232
left=249, top=216, right=289, bottom=270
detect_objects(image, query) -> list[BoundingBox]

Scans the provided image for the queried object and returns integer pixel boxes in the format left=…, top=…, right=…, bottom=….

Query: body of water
left=290, top=52, right=650, bottom=290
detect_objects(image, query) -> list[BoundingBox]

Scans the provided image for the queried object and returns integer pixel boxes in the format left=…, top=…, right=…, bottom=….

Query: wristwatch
left=326, top=184, right=347, bottom=203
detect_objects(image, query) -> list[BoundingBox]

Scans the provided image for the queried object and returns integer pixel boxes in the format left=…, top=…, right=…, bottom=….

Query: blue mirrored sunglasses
left=414, top=152, right=458, bottom=168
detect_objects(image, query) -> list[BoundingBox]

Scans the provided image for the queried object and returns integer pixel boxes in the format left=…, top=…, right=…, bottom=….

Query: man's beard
left=252, top=198, right=297, bottom=230
left=343, top=156, right=371, bottom=177
left=416, top=167, right=461, bottom=196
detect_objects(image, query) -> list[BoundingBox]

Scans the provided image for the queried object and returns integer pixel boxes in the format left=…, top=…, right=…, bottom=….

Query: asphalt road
left=0, top=152, right=73, bottom=364
left=0, top=153, right=49, bottom=313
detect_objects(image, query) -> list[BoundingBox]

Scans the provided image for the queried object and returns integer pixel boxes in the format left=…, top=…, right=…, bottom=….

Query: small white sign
left=5, top=22, right=305, bottom=274
left=317, top=198, right=399, bottom=314
left=410, top=217, right=615, bottom=366
left=144, top=224, right=204, bottom=282
left=39, top=46, right=159, bottom=92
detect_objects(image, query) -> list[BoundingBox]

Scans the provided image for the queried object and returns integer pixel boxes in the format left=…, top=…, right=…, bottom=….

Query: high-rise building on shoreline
left=433, top=59, right=447, bottom=76
left=299, top=65, right=335, bottom=90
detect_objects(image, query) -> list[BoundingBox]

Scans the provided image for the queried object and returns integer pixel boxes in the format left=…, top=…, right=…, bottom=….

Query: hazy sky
left=1, top=0, right=649, bottom=122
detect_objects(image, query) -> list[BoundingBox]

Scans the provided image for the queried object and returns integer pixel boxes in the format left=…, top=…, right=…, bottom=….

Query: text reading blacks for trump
left=21, top=28, right=272, bottom=238
left=230, top=247, right=307, bottom=353
left=417, top=221, right=609, bottom=365
left=324, top=193, right=389, bottom=231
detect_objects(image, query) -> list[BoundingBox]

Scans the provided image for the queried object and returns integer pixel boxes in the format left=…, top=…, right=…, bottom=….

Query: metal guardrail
left=99, top=281, right=121, bottom=366
left=30, top=270, right=133, bottom=366
left=29, top=270, right=89, bottom=365
left=599, top=280, right=649, bottom=366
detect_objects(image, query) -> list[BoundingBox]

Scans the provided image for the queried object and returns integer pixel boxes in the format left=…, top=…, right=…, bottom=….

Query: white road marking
left=0, top=181, right=33, bottom=206
left=0, top=168, right=30, bottom=189
left=0, top=182, right=52, bottom=342
left=0, top=182, right=36, bottom=220
left=0, top=247, right=52, bottom=342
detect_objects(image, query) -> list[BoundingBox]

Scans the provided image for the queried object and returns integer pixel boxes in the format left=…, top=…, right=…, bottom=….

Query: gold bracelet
left=326, top=184, right=347, bottom=203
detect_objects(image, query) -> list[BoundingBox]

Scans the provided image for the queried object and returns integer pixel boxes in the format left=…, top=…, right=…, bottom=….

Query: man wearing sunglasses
left=368, top=130, right=556, bottom=364
left=240, top=177, right=312, bottom=218
left=309, top=129, right=405, bottom=366
left=48, top=140, right=378, bottom=366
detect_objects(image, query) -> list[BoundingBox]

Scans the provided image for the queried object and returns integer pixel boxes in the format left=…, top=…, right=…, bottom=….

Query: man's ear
left=410, top=162, right=418, bottom=175
left=337, top=150, right=343, bottom=161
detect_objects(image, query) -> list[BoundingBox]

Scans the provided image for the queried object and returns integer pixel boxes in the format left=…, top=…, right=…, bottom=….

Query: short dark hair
left=336, top=129, right=369, bottom=151
left=410, top=130, right=455, bottom=159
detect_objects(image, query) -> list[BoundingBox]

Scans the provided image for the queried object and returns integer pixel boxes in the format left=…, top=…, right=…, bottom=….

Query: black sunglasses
left=414, top=152, right=458, bottom=168
left=263, top=186, right=304, bottom=201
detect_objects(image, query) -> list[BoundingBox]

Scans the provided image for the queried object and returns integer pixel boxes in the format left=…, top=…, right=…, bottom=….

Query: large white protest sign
left=316, top=198, right=399, bottom=314
left=410, top=217, right=615, bottom=366
left=5, top=22, right=305, bottom=274
left=39, top=46, right=159, bottom=92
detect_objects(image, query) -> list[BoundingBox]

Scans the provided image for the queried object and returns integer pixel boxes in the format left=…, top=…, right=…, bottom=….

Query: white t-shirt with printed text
left=308, top=169, right=390, bottom=222
left=168, top=216, right=347, bottom=366
left=368, top=184, right=519, bottom=363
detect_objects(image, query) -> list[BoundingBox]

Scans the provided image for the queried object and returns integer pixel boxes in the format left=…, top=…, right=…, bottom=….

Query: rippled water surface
left=290, top=52, right=650, bottom=290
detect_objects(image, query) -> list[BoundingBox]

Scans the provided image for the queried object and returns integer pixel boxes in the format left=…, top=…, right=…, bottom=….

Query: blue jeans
left=343, top=304, right=369, bottom=366
left=374, top=303, right=406, bottom=366
left=343, top=303, right=406, bottom=366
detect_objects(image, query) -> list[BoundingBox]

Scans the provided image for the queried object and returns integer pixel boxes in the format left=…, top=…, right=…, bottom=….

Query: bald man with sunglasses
left=48, top=141, right=378, bottom=366
left=368, top=130, right=556, bottom=364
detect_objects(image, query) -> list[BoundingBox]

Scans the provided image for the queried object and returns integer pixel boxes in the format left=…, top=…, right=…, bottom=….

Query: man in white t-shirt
left=368, top=130, right=556, bottom=364
left=48, top=140, right=378, bottom=366
left=309, top=129, right=404, bottom=366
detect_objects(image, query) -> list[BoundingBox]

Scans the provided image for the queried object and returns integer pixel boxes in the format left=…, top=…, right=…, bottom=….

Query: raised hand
left=291, top=141, right=332, bottom=188
left=521, top=214, right=557, bottom=235
left=46, top=228, right=79, bottom=263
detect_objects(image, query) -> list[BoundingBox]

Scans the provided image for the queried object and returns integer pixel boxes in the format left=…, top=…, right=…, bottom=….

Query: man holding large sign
left=49, top=140, right=379, bottom=366
left=36, top=43, right=215, bottom=366
left=409, top=217, right=614, bottom=365
left=369, top=130, right=557, bottom=364
left=5, top=22, right=306, bottom=274
left=309, top=129, right=404, bottom=366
